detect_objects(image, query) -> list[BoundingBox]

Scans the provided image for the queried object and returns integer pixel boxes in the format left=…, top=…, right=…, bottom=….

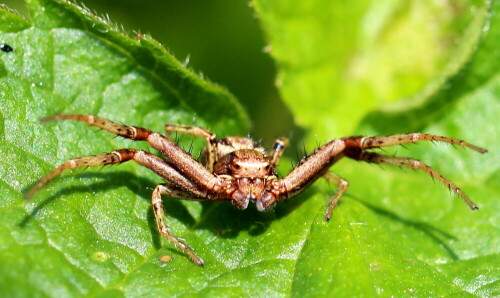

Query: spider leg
left=270, top=133, right=485, bottom=212
left=259, top=140, right=347, bottom=211
left=269, top=137, right=288, bottom=169
left=164, top=123, right=218, bottom=172
left=344, top=149, right=479, bottom=210
left=26, top=149, right=206, bottom=200
left=280, top=139, right=346, bottom=196
left=322, top=172, right=349, bottom=221
left=345, top=133, right=487, bottom=153
left=152, top=183, right=206, bottom=266
left=41, top=115, right=219, bottom=190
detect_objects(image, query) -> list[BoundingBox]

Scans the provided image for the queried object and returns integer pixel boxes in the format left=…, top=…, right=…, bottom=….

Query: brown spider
left=26, top=114, right=487, bottom=266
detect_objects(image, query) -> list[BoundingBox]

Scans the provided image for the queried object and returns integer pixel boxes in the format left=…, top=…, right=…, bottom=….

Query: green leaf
left=0, top=0, right=498, bottom=297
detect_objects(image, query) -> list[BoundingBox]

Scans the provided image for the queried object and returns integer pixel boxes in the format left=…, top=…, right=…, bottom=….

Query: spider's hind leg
left=322, top=172, right=349, bottom=221
left=344, top=149, right=479, bottom=210
left=269, top=137, right=289, bottom=169
left=164, top=123, right=218, bottom=172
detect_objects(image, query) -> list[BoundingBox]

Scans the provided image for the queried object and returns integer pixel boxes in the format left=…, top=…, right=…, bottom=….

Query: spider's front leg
left=262, top=133, right=486, bottom=220
left=347, top=133, right=487, bottom=153
left=258, top=139, right=347, bottom=211
left=341, top=133, right=487, bottom=210
left=264, top=137, right=348, bottom=221
left=344, top=149, right=480, bottom=209
left=26, top=149, right=206, bottom=200
left=41, top=115, right=221, bottom=191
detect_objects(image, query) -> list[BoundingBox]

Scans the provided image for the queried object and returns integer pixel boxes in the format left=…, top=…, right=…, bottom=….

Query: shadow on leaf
left=351, top=195, right=460, bottom=260
left=21, top=170, right=157, bottom=224
left=21, top=169, right=316, bottom=246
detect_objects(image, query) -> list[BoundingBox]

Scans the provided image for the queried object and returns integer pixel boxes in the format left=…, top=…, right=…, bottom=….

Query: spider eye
left=233, top=163, right=241, bottom=169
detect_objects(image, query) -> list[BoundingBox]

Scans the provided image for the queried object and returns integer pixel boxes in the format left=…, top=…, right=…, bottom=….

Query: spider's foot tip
left=471, top=205, right=479, bottom=211
left=24, top=191, right=35, bottom=200
left=40, top=116, right=56, bottom=123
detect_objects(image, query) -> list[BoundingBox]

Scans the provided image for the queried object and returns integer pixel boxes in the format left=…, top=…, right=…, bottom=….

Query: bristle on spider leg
left=90, top=127, right=104, bottom=134
left=302, top=142, right=308, bottom=157
left=188, top=140, right=194, bottom=155
left=429, top=171, right=436, bottom=184
left=424, top=163, right=479, bottom=210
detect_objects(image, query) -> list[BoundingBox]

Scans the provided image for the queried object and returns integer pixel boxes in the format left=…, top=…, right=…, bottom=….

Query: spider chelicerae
left=26, top=114, right=487, bottom=266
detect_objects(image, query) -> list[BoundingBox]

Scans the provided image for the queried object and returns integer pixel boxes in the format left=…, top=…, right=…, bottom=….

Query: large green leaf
left=0, top=0, right=498, bottom=297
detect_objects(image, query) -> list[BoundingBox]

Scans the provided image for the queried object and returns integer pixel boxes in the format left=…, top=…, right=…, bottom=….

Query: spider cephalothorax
left=212, top=145, right=278, bottom=210
left=26, top=115, right=487, bottom=266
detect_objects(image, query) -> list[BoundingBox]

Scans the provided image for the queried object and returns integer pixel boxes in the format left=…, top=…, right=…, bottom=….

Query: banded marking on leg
left=269, top=137, right=288, bottom=169
left=343, top=133, right=487, bottom=153
left=25, top=149, right=136, bottom=199
left=42, top=114, right=150, bottom=141
left=26, top=149, right=207, bottom=200
left=41, top=114, right=219, bottom=190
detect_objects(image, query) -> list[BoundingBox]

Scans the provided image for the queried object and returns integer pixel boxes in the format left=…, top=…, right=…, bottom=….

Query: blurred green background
left=1, top=0, right=294, bottom=142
